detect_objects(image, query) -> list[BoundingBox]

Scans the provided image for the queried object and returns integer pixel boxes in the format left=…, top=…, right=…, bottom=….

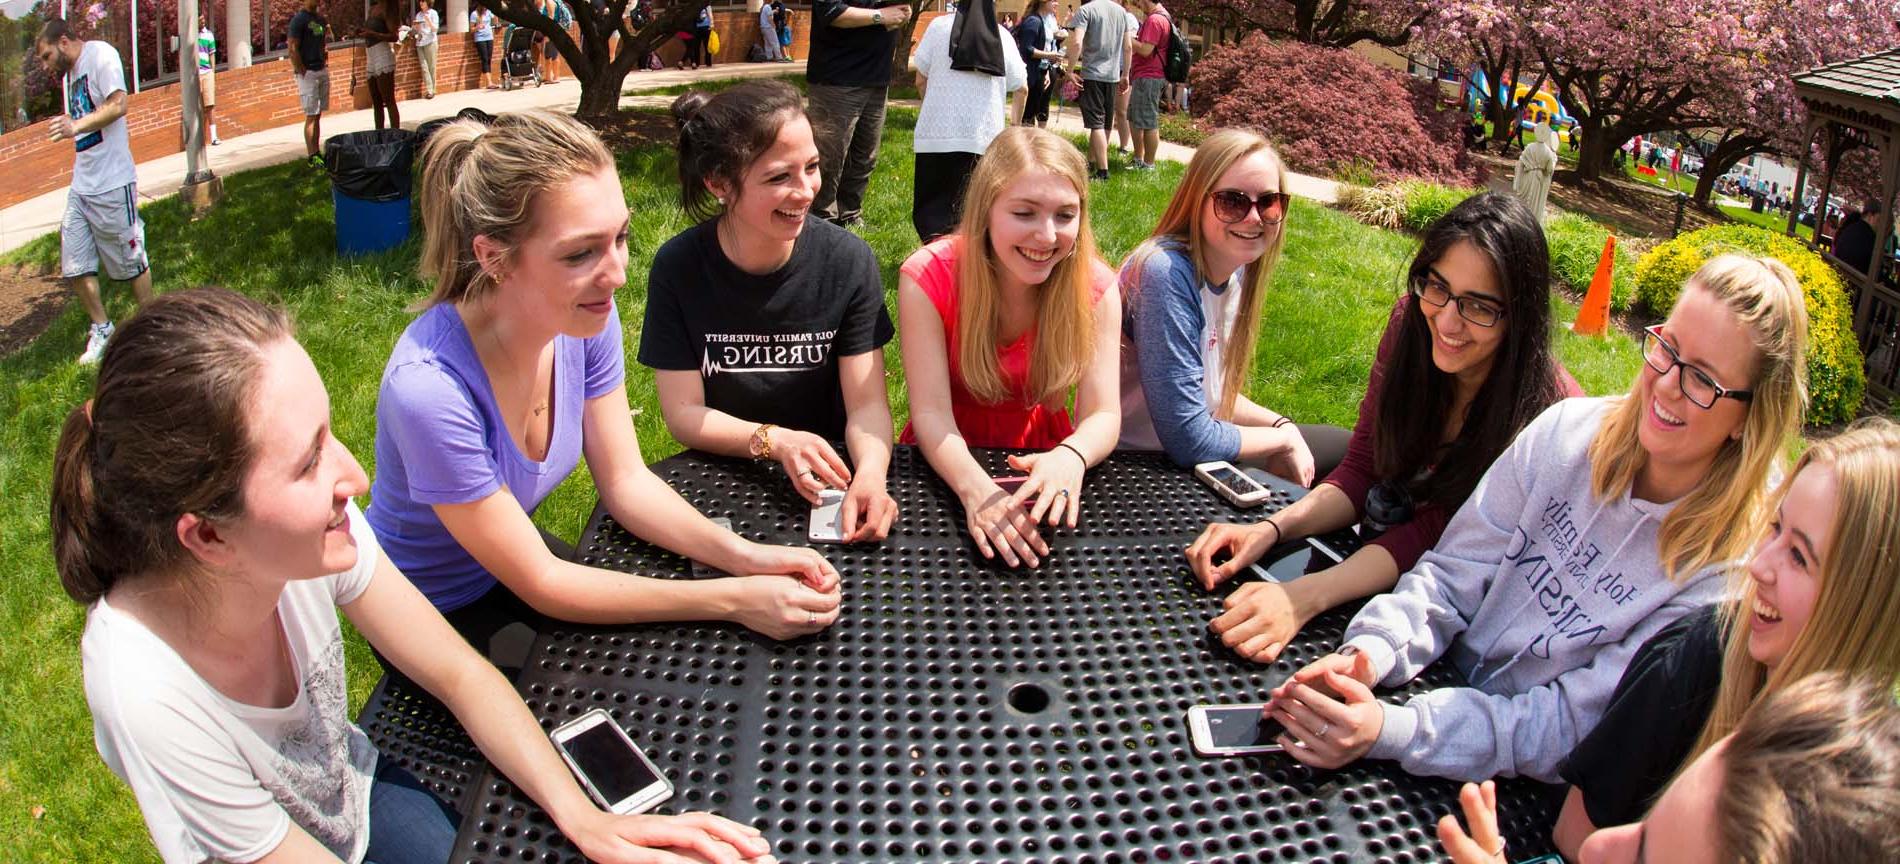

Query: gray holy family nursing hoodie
left=1339, top=397, right=1728, bottom=783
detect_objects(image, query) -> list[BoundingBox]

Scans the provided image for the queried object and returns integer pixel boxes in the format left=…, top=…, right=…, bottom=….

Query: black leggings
left=374, top=528, right=572, bottom=680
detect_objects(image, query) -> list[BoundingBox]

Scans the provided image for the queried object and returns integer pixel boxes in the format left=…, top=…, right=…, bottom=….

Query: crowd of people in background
left=27, top=5, right=1900, bottom=864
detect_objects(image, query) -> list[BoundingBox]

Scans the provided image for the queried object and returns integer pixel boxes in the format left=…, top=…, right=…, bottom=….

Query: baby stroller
left=499, top=25, right=542, bottom=91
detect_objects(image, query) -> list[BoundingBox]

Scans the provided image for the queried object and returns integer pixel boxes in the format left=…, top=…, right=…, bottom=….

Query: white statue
left=1513, top=122, right=1558, bottom=225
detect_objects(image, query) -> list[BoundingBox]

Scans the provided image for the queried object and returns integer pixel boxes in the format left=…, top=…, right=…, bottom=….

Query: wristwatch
left=749, top=423, right=777, bottom=459
left=871, top=9, right=884, bottom=25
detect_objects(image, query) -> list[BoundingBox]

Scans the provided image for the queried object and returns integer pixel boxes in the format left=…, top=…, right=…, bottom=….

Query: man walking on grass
left=288, top=0, right=331, bottom=168
left=1063, top=0, right=1130, bottom=181
left=1126, top=0, right=1168, bottom=170
left=36, top=18, right=154, bottom=365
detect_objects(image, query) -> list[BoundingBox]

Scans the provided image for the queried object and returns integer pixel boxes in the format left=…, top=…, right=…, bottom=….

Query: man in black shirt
left=1832, top=201, right=1882, bottom=277
left=287, top=0, right=330, bottom=166
left=806, top=0, right=912, bottom=227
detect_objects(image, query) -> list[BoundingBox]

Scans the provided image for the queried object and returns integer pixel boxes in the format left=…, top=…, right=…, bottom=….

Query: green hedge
left=1634, top=224, right=1866, bottom=424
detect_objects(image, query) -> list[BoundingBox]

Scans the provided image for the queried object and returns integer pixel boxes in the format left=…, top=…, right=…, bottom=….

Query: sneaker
left=1131, top=161, right=1156, bottom=171
left=308, top=154, right=326, bottom=171
left=79, top=321, right=113, bottom=365
left=211, top=135, right=222, bottom=146
left=1091, top=169, right=1111, bottom=181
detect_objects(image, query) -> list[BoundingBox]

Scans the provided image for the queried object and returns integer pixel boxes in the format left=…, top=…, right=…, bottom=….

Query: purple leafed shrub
left=1190, top=34, right=1478, bottom=186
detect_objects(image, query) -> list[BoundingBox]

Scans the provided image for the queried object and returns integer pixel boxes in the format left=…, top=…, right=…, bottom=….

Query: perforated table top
left=445, top=447, right=1561, bottom=863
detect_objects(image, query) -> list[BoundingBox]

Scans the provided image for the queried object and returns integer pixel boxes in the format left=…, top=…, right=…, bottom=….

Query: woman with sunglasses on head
left=373, top=111, right=841, bottom=668
left=1547, top=417, right=1900, bottom=859
left=1184, top=192, right=1579, bottom=665
left=898, top=125, right=1122, bottom=569
left=642, top=81, right=899, bottom=542
left=1118, top=130, right=1325, bottom=483
left=56, top=289, right=776, bottom=864
left=1440, top=670, right=1900, bottom=864
left=1256, top=253, right=1808, bottom=783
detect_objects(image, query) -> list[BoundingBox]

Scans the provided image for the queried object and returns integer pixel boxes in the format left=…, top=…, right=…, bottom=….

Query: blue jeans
left=363, top=759, right=458, bottom=864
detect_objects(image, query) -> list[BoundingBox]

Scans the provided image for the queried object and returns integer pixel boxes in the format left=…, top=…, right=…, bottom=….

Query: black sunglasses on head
left=1209, top=189, right=1290, bottom=225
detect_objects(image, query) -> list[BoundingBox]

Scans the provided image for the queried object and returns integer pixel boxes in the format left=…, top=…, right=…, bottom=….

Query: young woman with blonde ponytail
left=372, top=110, right=841, bottom=664
left=1258, top=253, right=1809, bottom=783
left=1552, top=417, right=1900, bottom=858
left=55, top=288, right=775, bottom=864
left=896, top=125, right=1122, bottom=569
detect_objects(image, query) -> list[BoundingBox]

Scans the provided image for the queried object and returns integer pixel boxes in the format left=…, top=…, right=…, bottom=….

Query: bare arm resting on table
left=431, top=386, right=839, bottom=640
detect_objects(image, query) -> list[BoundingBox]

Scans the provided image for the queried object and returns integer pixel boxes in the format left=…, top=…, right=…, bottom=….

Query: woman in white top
left=412, top=0, right=441, bottom=98
left=53, top=289, right=776, bottom=864
left=358, top=0, right=400, bottom=129
left=910, top=0, right=1028, bottom=242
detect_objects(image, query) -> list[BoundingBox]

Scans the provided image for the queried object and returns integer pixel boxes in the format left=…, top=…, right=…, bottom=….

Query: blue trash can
left=324, top=129, right=415, bottom=256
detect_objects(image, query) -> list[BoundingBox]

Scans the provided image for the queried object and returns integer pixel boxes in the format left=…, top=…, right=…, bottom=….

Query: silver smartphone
left=1188, top=703, right=1287, bottom=756
left=549, top=708, right=673, bottom=814
left=808, top=488, right=847, bottom=544
left=1194, top=460, right=1273, bottom=508
left=689, top=518, right=733, bottom=579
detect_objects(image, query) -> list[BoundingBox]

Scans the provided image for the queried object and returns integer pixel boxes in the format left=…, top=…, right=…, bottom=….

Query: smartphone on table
left=549, top=708, right=674, bottom=814
left=808, top=488, right=847, bottom=544
left=993, top=473, right=1038, bottom=508
left=689, top=518, right=733, bottom=579
left=1194, top=460, right=1273, bottom=508
left=1188, top=703, right=1287, bottom=756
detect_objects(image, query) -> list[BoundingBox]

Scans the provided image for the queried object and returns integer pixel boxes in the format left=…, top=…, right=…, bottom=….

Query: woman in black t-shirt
left=641, top=80, right=899, bottom=542
left=1551, top=418, right=1900, bottom=858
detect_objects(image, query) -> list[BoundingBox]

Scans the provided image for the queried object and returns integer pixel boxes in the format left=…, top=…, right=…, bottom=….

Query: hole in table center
left=1006, top=682, right=1050, bottom=714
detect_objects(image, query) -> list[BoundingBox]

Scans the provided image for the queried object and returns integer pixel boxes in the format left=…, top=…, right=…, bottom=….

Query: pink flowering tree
left=1416, top=0, right=1544, bottom=149
left=1167, top=0, right=1430, bottom=48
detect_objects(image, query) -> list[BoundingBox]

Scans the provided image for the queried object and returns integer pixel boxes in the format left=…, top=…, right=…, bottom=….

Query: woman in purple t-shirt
left=370, top=110, right=842, bottom=658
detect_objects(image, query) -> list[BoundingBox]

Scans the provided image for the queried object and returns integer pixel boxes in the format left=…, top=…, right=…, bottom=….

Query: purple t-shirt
left=367, top=302, right=626, bottom=611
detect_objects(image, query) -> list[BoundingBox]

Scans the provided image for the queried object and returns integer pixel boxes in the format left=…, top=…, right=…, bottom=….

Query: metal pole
left=131, top=0, right=140, bottom=93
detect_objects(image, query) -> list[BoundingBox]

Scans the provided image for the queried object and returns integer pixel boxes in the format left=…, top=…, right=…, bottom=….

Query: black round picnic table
left=360, top=446, right=1561, bottom=864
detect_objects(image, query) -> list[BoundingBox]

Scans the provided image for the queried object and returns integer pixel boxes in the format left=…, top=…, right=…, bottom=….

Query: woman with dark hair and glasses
left=1186, top=192, right=1581, bottom=665
left=1118, top=130, right=1314, bottom=479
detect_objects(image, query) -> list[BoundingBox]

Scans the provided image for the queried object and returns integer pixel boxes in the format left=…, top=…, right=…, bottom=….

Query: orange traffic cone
left=1573, top=235, right=1616, bottom=337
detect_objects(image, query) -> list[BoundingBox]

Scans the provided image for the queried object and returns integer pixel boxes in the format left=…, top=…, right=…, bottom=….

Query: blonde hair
left=1587, top=254, right=1809, bottom=578
left=952, top=126, right=1101, bottom=405
left=1127, top=129, right=1287, bottom=419
left=1683, top=418, right=1900, bottom=767
left=1715, top=670, right=1900, bottom=863
left=417, top=110, right=614, bottom=308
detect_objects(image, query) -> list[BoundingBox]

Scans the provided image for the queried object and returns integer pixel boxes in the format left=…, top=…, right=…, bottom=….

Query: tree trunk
left=1693, top=132, right=1769, bottom=207
left=1573, top=120, right=1611, bottom=182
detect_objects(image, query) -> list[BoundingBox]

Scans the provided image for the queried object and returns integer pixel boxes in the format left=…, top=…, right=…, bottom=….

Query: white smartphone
left=550, top=709, right=674, bottom=815
left=1188, top=703, right=1288, bottom=756
left=808, top=488, right=847, bottom=544
left=1194, top=461, right=1273, bottom=508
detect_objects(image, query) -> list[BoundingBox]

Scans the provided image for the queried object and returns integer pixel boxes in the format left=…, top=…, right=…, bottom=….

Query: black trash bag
left=324, top=129, right=416, bottom=202
left=414, top=108, right=496, bottom=154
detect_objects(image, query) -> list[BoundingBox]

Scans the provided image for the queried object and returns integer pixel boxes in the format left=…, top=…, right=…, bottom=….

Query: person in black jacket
left=1832, top=201, right=1882, bottom=276
left=1015, top=0, right=1063, bottom=127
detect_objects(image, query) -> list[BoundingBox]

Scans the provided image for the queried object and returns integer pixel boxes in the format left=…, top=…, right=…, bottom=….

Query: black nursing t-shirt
left=638, top=216, right=894, bottom=441
left=1559, top=604, right=1725, bottom=828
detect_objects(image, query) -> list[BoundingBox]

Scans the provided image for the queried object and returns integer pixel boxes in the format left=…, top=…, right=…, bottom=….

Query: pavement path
left=0, top=62, right=1338, bottom=257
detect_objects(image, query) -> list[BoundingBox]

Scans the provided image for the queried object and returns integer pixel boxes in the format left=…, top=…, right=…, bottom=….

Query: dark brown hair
left=37, top=17, right=71, bottom=44
left=670, top=79, right=806, bottom=223
left=50, top=288, right=293, bottom=604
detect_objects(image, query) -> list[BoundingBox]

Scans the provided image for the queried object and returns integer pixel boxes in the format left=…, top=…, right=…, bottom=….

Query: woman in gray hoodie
left=1259, top=253, right=1811, bottom=783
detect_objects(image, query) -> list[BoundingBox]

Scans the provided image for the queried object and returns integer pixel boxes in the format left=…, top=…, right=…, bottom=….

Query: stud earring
left=717, top=196, right=726, bottom=206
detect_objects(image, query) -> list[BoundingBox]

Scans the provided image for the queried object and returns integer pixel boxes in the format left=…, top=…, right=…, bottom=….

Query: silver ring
left=1316, top=722, right=1331, bottom=738
left=1055, top=489, right=1071, bottom=499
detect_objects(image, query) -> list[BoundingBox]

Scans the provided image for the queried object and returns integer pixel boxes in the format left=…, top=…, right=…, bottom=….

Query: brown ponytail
left=670, top=79, right=806, bottom=223
left=48, top=288, right=293, bottom=604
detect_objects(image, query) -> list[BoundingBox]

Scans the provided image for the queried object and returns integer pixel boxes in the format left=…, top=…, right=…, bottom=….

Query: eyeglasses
left=1209, top=189, right=1290, bottom=225
left=1410, top=272, right=1505, bottom=328
left=1641, top=325, right=1753, bottom=409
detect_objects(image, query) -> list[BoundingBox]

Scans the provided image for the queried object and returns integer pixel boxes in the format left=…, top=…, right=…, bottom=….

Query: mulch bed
left=0, top=263, right=66, bottom=357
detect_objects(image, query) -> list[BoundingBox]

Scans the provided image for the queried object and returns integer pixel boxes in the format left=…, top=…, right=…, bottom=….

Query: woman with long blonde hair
left=1551, top=417, right=1900, bottom=858
left=897, top=125, right=1122, bottom=569
left=1258, top=253, right=1808, bottom=783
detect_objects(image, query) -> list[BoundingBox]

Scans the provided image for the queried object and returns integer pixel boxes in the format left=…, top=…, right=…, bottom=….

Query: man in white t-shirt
left=36, top=18, right=154, bottom=365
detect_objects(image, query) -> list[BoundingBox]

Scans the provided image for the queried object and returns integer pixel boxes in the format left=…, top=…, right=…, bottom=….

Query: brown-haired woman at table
left=55, top=288, right=776, bottom=864
left=371, top=110, right=840, bottom=665
left=641, top=80, right=899, bottom=543
left=897, top=125, right=1122, bottom=569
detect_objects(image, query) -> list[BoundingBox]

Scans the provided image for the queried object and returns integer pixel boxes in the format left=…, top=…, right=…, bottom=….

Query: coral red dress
left=898, top=235, right=1115, bottom=450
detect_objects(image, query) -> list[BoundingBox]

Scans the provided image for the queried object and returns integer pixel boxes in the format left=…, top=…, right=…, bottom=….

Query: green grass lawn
left=0, top=110, right=1640, bottom=861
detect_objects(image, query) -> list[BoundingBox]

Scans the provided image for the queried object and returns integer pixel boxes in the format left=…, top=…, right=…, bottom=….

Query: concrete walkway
left=0, top=62, right=1339, bottom=256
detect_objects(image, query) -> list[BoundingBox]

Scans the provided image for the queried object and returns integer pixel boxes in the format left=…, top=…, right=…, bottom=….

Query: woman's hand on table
left=962, top=483, right=1048, bottom=568
left=771, top=429, right=852, bottom=505
left=1437, top=781, right=1510, bottom=864
left=566, top=810, right=777, bottom=864
left=840, top=471, right=897, bottom=543
left=1265, top=660, right=1384, bottom=770
left=1184, top=521, right=1278, bottom=590
left=1208, top=580, right=1311, bottom=664
left=1264, top=424, right=1316, bottom=488
left=737, top=543, right=840, bottom=593
left=1005, top=449, right=1084, bottom=528
left=724, top=573, right=840, bottom=639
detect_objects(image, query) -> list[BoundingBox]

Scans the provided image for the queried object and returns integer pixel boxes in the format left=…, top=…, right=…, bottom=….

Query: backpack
left=1163, top=17, right=1192, bottom=84
left=553, top=0, right=573, bottom=30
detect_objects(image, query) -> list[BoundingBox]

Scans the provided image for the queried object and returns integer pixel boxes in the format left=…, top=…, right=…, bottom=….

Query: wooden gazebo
left=1788, top=49, right=1900, bottom=409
